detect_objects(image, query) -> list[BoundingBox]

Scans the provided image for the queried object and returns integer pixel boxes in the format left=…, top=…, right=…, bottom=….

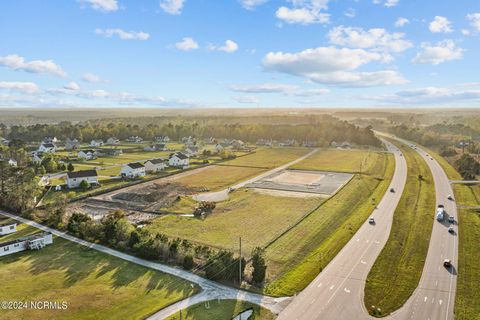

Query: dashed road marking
left=361, top=260, right=366, bottom=264
left=344, top=288, right=351, bottom=293
left=439, top=299, right=443, bottom=305
left=424, top=296, right=428, bottom=302
left=317, top=283, right=323, bottom=288
left=329, top=285, right=335, bottom=290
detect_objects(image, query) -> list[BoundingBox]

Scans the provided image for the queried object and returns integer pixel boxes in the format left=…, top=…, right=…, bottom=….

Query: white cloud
left=276, top=0, right=330, bottom=25
left=0, top=54, right=66, bottom=77
left=262, top=47, right=407, bottom=87
left=412, top=40, right=464, bottom=65
left=209, top=40, right=239, bottom=53
left=160, top=0, right=185, bottom=15
left=230, top=83, right=330, bottom=96
left=64, top=82, right=81, bottom=91
left=175, top=37, right=199, bottom=51
left=328, top=26, right=413, bottom=53
left=367, top=86, right=480, bottom=104
left=395, top=17, right=409, bottom=27
left=239, top=0, right=269, bottom=10
left=344, top=8, right=356, bottom=18
left=233, top=96, right=260, bottom=104
left=82, top=73, right=102, bottom=83
left=429, top=16, right=453, bottom=33
left=0, top=81, right=40, bottom=94
left=95, top=28, right=150, bottom=40
left=467, top=13, right=480, bottom=32
left=79, top=0, right=119, bottom=12
left=384, top=0, right=399, bottom=7
left=461, top=29, right=470, bottom=36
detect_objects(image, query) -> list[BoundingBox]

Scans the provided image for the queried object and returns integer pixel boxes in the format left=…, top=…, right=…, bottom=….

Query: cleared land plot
left=221, top=148, right=311, bottom=169
left=146, top=189, right=323, bottom=254
left=164, top=299, right=275, bottom=320
left=247, top=169, right=352, bottom=195
left=364, top=140, right=435, bottom=316
left=0, top=225, right=198, bottom=320
left=290, top=148, right=381, bottom=174
left=264, top=151, right=393, bottom=296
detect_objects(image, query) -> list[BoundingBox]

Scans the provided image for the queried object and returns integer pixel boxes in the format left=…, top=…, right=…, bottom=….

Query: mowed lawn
left=146, top=189, right=322, bottom=254
left=220, top=147, right=311, bottom=169
left=264, top=151, right=393, bottom=296
left=165, top=299, right=275, bottom=320
left=0, top=225, right=199, bottom=320
left=290, top=148, right=382, bottom=175
left=364, top=140, right=435, bottom=317
left=174, top=165, right=266, bottom=191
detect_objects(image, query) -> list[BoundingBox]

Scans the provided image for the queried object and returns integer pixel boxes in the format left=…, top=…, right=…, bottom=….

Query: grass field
left=174, top=165, right=266, bottom=191
left=0, top=224, right=199, bottom=320
left=425, top=147, right=480, bottom=320
left=164, top=299, right=275, bottom=320
left=264, top=151, right=394, bottom=296
left=221, top=147, right=310, bottom=169
left=146, top=189, right=322, bottom=254
left=364, top=140, right=435, bottom=317
left=290, top=148, right=381, bottom=174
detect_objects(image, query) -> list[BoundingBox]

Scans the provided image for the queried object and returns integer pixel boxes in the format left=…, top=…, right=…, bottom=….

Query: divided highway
left=278, top=137, right=458, bottom=320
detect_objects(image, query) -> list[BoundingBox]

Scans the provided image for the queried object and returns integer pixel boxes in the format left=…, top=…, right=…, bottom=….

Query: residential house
left=0, top=232, right=53, bottom=257
left=77, top=149, right=97, bottom=161
left=0, top=158, right=17, bottom=167
left=66, top=170, right=99, bottom=189
left=144, top=145, right=156, bottom=152
left=169, top=152, right=189, bottom=168
left=185, top=146, right=199, bottom=157
left=38, top=143, right=56, bottom=153
left=154, top=136, right=170, bottom=143
left=145, top=158, right=167, bottom=173
left=43, top=136, right=58, bottom=144
left=215, top=143, right=224, bottom=153
left=96, top=148, right=122, bottom=157
left=126, top=136, right=143, bottom=143
left=90, top=139, right=104, bottom=147
left=121, top=162, right=146, bottom=178
left=279, top=139, right=296, bottom=147
left=65, top=138, right=80, bottom=151
left=155, top=143, right=167, bottom=151
left=0, top=222, right=17, bottom=236
left=331, top=141, right=339, bottom=148
left=341, top=141, right=352, bottom=149
left=106, top=137, right=120, bottom=145
left=232, top=140, right=245, bottom=149
left=31, top=152, right=42, bottom=165
left=0, top=137, right=9, bottom=145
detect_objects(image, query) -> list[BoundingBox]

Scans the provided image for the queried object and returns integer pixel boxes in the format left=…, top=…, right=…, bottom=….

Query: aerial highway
left=278, top=137, right=458, bottom=320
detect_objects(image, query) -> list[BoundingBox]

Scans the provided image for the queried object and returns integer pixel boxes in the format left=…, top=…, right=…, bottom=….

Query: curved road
left=278, top=136, right=458, bottom=320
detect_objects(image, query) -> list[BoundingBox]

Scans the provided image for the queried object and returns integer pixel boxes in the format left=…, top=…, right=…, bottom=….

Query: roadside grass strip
left=264, top=151, right=393, bottom=296
left=0, top=225, right=199, bottom=320
left=364, top=141, right=435, bottom=316
left=164, top=299, right=276, bottom=320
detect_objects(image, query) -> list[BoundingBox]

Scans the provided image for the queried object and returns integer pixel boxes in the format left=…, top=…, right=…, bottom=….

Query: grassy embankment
left=264, top=149, right=393, bottom=296
left=164, top=299, right=276, bottom=320
left=364, top=140, right=435, bottom=316
left=426, top=147, right=480, bottom=320
left=0, top=224, right=199, bottom=320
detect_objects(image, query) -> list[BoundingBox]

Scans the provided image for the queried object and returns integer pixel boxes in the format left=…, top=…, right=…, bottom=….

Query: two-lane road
left=278, top=139, right=407, bottom=320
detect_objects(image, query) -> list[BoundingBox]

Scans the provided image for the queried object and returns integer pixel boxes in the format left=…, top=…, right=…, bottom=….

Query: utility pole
left=239, top=236, right=242, bottom=286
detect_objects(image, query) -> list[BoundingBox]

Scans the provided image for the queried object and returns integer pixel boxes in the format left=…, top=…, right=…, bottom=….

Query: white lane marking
left=366, top=239, right=370, bottom=243
left=317, top=283, right=323, bottom=288
left=344, top=287, right=351, bottom=293
left=361, top=260, right=366, bottom=264
left=439, top=299, right=443, bottom=305
left=432, top=298, right=435, bottom=304
left=356, top=238, right=360, bottom=242
left=424, top=296, right=428, bottom=302
left=310, top=299, right=316, bottom=305
left=435, top=280, right=438, bottom=287
left=329, top=285, right=335, bottom=290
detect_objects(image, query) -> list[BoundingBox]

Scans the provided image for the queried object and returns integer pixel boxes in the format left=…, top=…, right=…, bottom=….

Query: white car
left=448, top=216, right=455, bottom=223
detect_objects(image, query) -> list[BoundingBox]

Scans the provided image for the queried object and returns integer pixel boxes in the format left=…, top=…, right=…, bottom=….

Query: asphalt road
left=277, top=137, right=458, bottom=320
left=277, top=139, right=407, bottom=320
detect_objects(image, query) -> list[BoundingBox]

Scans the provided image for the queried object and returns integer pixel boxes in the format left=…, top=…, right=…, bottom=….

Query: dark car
left=390, top=188, right=395, bottom=193
left=448, top=226, right=454, bottom=234
left=443, top=259, right=452, bottom=268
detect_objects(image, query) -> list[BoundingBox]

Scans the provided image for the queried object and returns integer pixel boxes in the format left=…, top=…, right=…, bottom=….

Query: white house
left=66, top=170, right=99, bottom=189
left=145, top=158, right=167, bottom=173
left=31, top=152, right=42, bottom=165
left=65, top=138, right=80, bottom=151
left=0, top=158, right=17, bottom=167
left=0, top=222, right=17, bottom=236
left=126, top=136, right=143, bottom=143
left=215, top=144, right=224, bottom=153
left=90, top=139, right=104, bottom=147
left=121, top=162, right=146, bottom=178
left=106, top=137, right=120, bottom=145
left=185, top=146, right=199, bottom=157
left=169, top=152, right=189, bottom=168
left=0, top=232, right=53, bottom=257
left=232, top=140, right=245, bottom=149
left=38, top=143, right=56, bottom=153
left=77, top=149, right=97, bottom=161
left=43, top=136, right=58, bottom=144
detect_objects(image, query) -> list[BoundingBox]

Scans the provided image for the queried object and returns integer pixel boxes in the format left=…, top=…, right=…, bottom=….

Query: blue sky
left=0, top=0, right=479, bottom=108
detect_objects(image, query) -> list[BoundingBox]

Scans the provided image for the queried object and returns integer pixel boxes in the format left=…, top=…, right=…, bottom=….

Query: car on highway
left=369, top=217, right=375, bottom=224
left=447, top=195, right=454, bottom=201
left=448, top=216, right=455, bottom=223
left=443, top=259, right=452, bottom=268
left=448, top=226, right=455, bottom=234
left=390, top=188, right=395, bottom=193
